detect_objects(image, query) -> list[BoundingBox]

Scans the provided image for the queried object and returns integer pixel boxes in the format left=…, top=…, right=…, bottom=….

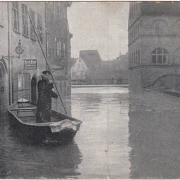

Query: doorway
left=0, top=59, right=8, bottom=114
left=31, top=75, right=37, bottom=104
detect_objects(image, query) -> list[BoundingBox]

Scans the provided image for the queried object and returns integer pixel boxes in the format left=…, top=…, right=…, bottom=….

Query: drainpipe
left=7, top=2, right=11, bottom=105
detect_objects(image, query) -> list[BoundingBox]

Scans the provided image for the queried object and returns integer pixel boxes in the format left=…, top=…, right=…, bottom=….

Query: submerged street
left=1, top=86, right=180, bottom=178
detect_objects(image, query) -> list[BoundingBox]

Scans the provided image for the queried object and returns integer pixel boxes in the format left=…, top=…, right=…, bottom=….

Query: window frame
left=152, top=48, right=168, bottom=64
left=0, top=3, right=4, bottom=27
left=57, top=40, right=61, bottom=58
left=22, top=3, right=29, bottom=37
left=29, top=8, right=36, bottom=41
left=12, top=2, right=20, bottom=33
left=18, top=73, right=31, bottom=100
left=37, top=13, right=43, bottom=44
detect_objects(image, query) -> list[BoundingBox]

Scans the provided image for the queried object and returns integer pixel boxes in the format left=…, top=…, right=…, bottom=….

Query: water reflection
left=73, top=93, right=102, bottom=112
left=1, top=86, right=131, bottom=178
left=129, top=91, right=180, bottom=178
left=0, top=115, right=83, bottom=178
left=0, top=117, right=10, bottom=178
left=71, top=86, right=130, bottom=178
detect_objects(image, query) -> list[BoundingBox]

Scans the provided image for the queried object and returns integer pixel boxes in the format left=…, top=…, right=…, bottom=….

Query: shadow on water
left=75, top=93, right=102, bottom=112
left=0, top=114, right=10, bottom=178
left=128, top=91, right=180, bottom=179
left=0, top=112, right=83, bottom=179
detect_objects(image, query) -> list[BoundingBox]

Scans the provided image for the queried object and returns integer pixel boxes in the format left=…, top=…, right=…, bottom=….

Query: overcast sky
left=68, top=2, right=129, bottom=61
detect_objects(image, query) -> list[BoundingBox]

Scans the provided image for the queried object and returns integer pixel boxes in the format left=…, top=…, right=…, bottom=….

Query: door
left=0, top=61, right=8, bottom=114
left=31, top=75, right=37, bottom=104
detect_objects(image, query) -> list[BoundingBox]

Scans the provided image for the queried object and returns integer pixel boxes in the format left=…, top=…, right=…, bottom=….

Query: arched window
left=173, top=20, right=180, bottom=35
left=152, top=48, right=168, bottom=64
left=174, top=48, right=180, bottom=64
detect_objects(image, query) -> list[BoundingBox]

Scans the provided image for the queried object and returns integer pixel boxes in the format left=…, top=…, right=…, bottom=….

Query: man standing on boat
left=36, top=70, right=58, bottom=123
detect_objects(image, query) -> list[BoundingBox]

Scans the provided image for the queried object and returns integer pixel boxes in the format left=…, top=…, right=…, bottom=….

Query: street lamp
left=15, top=40, right=24, bottom=59
left=2, top=39, right=24, bottom=60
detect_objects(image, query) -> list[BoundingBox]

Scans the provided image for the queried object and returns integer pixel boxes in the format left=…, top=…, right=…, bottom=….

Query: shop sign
left=24, top=59, right=37, bottom=70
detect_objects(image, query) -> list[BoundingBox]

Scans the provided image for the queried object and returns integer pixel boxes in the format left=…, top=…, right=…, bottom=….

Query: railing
left=71, top=78, right=128, bottom=85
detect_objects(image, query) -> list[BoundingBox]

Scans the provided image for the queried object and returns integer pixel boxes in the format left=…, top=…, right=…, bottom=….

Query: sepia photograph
left=0, top=1, right=180, bottom=179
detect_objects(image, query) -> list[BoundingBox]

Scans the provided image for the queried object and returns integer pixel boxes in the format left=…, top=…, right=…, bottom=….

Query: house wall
left=9, top=2, right=46, bottom=103
left=45, top=2, right=71, bottom=115
left=128, top=2, right=180, bottom=91
left=0, top=2, right=72, bottom=114
left=0, top=2, right=9, bottom=112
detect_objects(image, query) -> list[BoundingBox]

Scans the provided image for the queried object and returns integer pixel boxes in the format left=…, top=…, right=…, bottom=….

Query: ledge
left=163, top=90, right=180, bottom=98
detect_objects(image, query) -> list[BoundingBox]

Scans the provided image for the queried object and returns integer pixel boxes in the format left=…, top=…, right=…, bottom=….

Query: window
left=135, top=50, right=138, bottom=65
left=57, top=40, right=61, bottom=57
left=63, top=43, right=66, bottom=58
left=174, top=48, right=180, bottom=64
left=152, top=48, right=168, bottom=64
left=138, top=49, right=140, bottom=64
left=29, top=8, right=36, bottom=40
left=37, top=14, right=43, bottom=44
left=61, top=42, right=66, bottom=59
left=22, top=4, right=29, bottom=37
left=0, top=3, right=4, bottom=27
left=129, top=3, right=132, bottom=18
left=12, top=2, right=19, bottom=32
left=133, top=52, right=135, bottom=66
left=18, top=73, right=30, bottom=100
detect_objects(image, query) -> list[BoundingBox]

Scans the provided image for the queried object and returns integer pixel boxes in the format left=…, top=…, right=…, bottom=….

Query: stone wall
left=129, top=65, right=179, bottom=92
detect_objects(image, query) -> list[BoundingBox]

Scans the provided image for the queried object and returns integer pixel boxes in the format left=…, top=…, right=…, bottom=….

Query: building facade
left=128, top=2, right=180, bottom=92
left=45, top=2, right=72, bottom=114
left=0, top=2, right=71, bottom=114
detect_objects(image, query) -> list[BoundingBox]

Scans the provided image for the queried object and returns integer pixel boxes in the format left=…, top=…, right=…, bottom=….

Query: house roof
left=69, top=58, right=77, bottom=68
left=79, top=50, right=102, bottom=69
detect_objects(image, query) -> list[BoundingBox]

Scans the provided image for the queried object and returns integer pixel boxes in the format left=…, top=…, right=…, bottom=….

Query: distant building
left=71, top=58, right=88, bottom=81
left=101, top=53, right=128, bottom=84
left=71, top=50, right=128, bottom=85
left=128, top=2, right=180, bottom=92
left=79, top=50, right=102, bottom=80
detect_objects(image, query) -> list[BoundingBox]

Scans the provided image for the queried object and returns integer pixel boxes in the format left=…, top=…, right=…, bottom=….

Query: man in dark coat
left=36, top=70, right=58, bottom=123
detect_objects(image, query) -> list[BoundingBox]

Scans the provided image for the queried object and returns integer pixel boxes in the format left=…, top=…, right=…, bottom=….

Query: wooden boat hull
left=8, top=102, right=82, bottom=144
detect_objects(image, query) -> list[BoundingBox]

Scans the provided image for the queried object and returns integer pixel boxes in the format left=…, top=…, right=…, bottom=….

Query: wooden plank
left=9, top=107, right=36, bottom=111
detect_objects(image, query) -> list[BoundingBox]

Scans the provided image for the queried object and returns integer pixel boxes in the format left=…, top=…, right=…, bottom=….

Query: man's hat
left=42, top=70, right=51, bottom=75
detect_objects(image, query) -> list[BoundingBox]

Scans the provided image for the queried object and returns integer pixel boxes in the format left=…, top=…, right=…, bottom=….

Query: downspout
left=7, top=2, right=11, bottom=105
left=45, top=2, right=48, bottom=69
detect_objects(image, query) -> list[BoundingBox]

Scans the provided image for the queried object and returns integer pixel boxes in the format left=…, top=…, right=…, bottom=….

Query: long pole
left=27, top=11, right=67, bottom=115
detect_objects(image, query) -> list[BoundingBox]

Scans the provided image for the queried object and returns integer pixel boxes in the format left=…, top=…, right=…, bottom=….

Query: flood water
left=1, top=85, right=180, bottom=178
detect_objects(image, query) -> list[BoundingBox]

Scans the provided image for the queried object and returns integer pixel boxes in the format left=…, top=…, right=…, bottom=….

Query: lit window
left=22, top=4, right=29, bottom=37
left=12, top=2, right=19, bottom=32
left=152, top=48, right=168, bottom=64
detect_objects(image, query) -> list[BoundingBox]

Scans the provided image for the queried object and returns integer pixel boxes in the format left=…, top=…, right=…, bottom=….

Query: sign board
left=24, top=59, right=37, bottom=70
